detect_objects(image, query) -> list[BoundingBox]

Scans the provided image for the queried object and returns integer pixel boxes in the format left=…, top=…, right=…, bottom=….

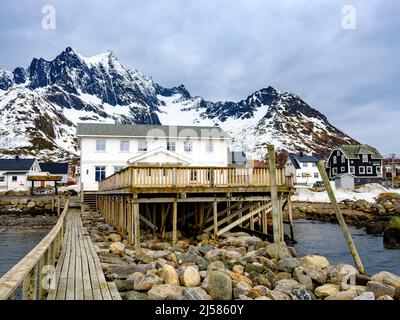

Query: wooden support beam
left=213, top=201, right=218, bottom=239
left=268, top=144, right=282, bottom=261
left=317, top=160, right=365, bottom=274
left=287, top=194, right=294, bottom=241
left=172, top=200, right=178, bottom=246
left=124, top=196, right=272, bottom=204
left=217, top=203, right=272, bottom=236
left=133, top=200, right=142, bottom=256
left=139, top=214, right=158, bottom=231
left=205, top=202, right=240, bottom=224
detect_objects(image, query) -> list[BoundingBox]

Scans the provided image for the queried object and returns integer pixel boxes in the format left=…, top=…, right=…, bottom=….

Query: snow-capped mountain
left=0, top=47, right=357, bottom=160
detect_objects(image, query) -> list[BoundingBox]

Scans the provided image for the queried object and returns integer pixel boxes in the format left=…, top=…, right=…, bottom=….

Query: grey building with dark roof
left=0, top=157, right=41, bottom=192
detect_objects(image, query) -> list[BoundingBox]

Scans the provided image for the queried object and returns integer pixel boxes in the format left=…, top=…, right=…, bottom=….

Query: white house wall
left=80, top=136, right=230, bottom=191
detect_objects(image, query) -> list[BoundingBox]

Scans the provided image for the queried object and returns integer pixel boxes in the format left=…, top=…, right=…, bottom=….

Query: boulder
left=264, top=243, right=291, bottom=259
left=182, top=287, right=212, bottom=300
left=244, top=263, right=266, bottom=274
left=371, top=271, right=400, bottom=298
left=206, top=271, right=233, bottom=300
left=134, top=274, right=163, bottom=291
left=125, top=290, right=148, bottom=300
left=383, top=228, right=400, bottom=249
left=274, top=279, right=306, bottom=294
left=109, top=233, right=122, bottom=242
left=278, top=257, right=300, bottom=273
left=314, top=284, right=339, bottom=299
left=104, top=265, right=137, bottom=280
left=232, top=264, right=244, bottom=275
left=207, top=261, right=226, bottom=273
left=147, top=284, right=184, bottom=300
left=180, top=266, right=201, bottom=287
left=227, top=271, right=253, bottom=286
left=294, top=265, right=327, bottom=286
left=325, top=291, right=357, bottom=300
left=114, top=279, right=135, bottom=292
left=365, top=281, right=395, bottom=299
left=109, top=242, right=126, bottom=257
left=354, top=291, right=375, bottom=300
left=301, top=255, right=330, bottom=268
left=27, top=201, right=36, bottom=209
left=160, top=264, right=179, bottom=285
left=376, top=295, right=394, bottom=300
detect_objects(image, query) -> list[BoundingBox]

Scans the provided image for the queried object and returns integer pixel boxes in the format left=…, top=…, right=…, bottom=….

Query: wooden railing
left=0, top=197, right=69, bottom=300
left=99, top=166, right=290, bottom=191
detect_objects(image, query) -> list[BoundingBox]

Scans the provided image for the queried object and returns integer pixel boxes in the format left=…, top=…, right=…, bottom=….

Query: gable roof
left=0, top=158, right=36, bottom=171
left=340, top=144, right=383, bottom=159
left=39, top=162, right=69, bottom=175
left=288, top=153, right=319, bottom=169
left=127, top=147, right=192, bottom=165
left=76, top=123, right=231, bottom=139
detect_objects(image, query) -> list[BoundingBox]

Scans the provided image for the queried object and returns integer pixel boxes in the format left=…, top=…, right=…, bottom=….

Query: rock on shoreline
left=81, top=211, right=400, bottom=301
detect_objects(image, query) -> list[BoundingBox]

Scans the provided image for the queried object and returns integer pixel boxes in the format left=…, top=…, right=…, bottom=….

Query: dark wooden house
left=326, top=144, right=383, bottom=185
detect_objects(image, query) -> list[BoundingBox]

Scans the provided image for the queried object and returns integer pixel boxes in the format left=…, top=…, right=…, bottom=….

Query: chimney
left=299, top=151, right=304, bottom=157
left=15, top=155, right=20, bottom=160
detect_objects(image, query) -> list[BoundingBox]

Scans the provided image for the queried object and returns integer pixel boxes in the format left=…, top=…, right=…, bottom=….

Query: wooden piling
left=132, top=199, right=142, bottom=256
left=213, top=201, right=218, bottom=239
left=268, top=144, right=282, bottom=261
left=172, top=200, right=178, bottom=246
left=317, top=160, right=365, bottom=274
left=287, top=194, right=294, bottom=241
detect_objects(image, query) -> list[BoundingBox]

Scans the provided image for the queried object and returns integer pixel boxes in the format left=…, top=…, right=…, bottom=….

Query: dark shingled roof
left=288, top=153, right=320, bottom=169
left=39, top=162, right=69, bottom=175
left=0, top=158, right=36, bottom=171
left=76, top=123, right=231, bottom=139
left=340, top=144, right=383, bottom=159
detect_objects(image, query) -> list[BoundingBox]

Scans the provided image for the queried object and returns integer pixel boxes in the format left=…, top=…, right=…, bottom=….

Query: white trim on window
left=359, top=166, right=365, bottom=174
left=362, top=154, right=368, bottom=163
left=349, top=166, right=355, bottom=174
left=367, top=166, right=373, bottom=174
left=332, top=168, right=338, bottom=175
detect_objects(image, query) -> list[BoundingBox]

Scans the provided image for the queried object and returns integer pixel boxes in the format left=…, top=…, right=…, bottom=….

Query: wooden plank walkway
left=47, top=209, right=121, bottom=300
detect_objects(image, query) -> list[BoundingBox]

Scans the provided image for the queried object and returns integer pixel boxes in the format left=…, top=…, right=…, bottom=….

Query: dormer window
left=341, top=155, right=346, bottom=163
left=362, top=154, right=368, bottom=163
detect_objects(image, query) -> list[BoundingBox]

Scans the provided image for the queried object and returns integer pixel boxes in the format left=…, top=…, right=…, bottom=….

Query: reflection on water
left=0, top=229, right=49, bottom=278
left=292, top=219, right=400, bottom=276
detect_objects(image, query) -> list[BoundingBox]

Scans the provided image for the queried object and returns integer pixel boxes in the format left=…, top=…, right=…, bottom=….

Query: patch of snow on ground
left=292, top=184, right=400, bottom=203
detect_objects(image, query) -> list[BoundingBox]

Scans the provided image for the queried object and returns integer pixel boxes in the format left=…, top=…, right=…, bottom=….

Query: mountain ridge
left=0, top=47, right=358, bottom=160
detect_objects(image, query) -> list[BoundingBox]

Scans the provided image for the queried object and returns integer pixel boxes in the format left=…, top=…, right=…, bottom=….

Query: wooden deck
left=47, top=209, right=121, bottom=300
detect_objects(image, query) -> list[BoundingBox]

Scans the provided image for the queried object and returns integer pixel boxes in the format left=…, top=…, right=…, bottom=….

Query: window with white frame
left=332, top=168, right=338, bottom=175
left=314, top=173, right=319, bottom=178
left=349, top=166, right=355, bottom=174
left=96, top=140, right=106, bottom=151
left=302, top=162, right=308, bottom=168
left=138, top=140, right=147, bottom=152
left=0, top=177, right=4, bottom=182
left=95, top=166, right=106, bottom=181
left=362, top=154, right=368, bottom=163
left=184, top=140, right=192, bottom=153
left=206, top=141, right=214, bottom=153
left=367, top=166, right=373, bottom=174
left=120, top=140, right=129, bottom=152
left=167, top=141, right=176, bottom=152
left=341, top=155, right=346, bottom=163
left=333, top=156, right=337, bottom=164
left=341, top=167, right=345, bottom=172
left=359, top=166, right=365, bottom=174
left=336, top=150, right=340, bottom=156
left=376, top=166, right=382, bottom=174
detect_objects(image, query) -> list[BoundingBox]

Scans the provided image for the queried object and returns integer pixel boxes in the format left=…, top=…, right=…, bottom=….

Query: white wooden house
left=0, top=157, right=41, bottom=192
left=77, top=123, right=232, bottom=191
left=285, top=153, right=320, bottom=187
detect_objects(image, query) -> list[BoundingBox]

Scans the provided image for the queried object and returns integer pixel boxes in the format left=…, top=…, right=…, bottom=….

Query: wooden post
left=317, top=160, right=365, bottom=274
left=279, top=196, right=284, bottom=242
left=161, top=203, right=166, bottom=239
left=268, top=144, right=282, bottom=261
left=57, top=197, right=61, bottom=219
left=54, top=181, right=58, bottom=195
left=31, top=180, right=34, bottom=196
left=172, top=200, right=178, bottom=246
left=288, top=194, right=294, bottom=241
left=127, top=199, right=133, bottom=245
left=213, top=201, right=218, bottom=239
left=133, top=198, right=142, bottom=256
left=51, top=196, right=54, bottom=213
left=262, top=201, right=268, bottom=234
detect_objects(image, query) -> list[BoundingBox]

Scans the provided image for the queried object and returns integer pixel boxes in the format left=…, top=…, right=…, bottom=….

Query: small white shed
left=335, top=173, right=355, bottom=189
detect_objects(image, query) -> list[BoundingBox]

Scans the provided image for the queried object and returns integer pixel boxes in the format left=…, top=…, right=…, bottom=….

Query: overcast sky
left=1, top=0, right=399, bottom=155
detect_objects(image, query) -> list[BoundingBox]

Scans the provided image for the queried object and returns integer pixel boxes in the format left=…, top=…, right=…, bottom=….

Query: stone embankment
left=81, top=211, right=400, bottom=301
left=0, top=197, right=58, bottom=227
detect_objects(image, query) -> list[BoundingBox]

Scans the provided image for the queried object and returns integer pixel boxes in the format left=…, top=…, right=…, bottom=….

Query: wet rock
left=109, top=242, right=126, bottom=257
left=182, top=287, right=212, bottom=300
left=180, top=266, right=201, bottom=287
left=365, top=222, right=387, bottom=235
left=354, top=291, right=375, bottom=300
left=125, top=290, right=148, bottom=300
left=147, top=284, right=184, bottom=300
left=160, top=264, right=179, bottom=285
left=206, top=271, right=233, bottom=300
left=365, top=281, right=395, bottom=299
left=278, top=257, right=300, bottom=273
left=314, top=284, right=339, bottom=299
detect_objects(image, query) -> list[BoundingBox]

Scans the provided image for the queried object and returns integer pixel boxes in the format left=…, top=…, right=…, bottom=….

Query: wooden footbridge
left=0, top=197, right=121, bottom=300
